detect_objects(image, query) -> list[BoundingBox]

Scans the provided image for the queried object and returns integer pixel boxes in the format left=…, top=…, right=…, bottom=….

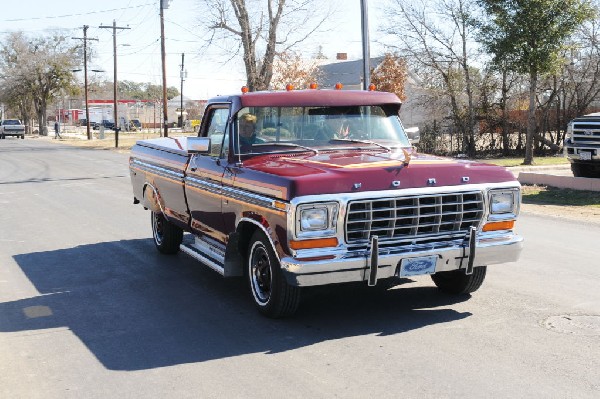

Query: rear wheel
left=431, top=266, right=487, bottom=294
left=151, top=211, right=183, bottom=254
left=247, top=230, right=300, bottom=318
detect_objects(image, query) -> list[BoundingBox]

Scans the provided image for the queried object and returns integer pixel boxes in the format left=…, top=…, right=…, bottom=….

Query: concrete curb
left=518, top=172, right=600, bottom=192
left=508, top=164, right=571, bottom=173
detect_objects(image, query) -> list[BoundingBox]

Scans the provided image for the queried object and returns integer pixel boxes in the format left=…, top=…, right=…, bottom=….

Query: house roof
left=318, top=57, right=384, bottom=88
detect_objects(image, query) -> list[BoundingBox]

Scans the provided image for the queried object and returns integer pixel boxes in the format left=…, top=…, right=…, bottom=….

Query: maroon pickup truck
left=129, top=89, right=523, bottom=317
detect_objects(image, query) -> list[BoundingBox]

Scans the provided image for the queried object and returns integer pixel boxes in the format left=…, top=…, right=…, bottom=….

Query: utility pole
left=360, top=0, right=371, bottom=91
left=72, top=25, right=98, bottom=140
left=160, top=0, right=171, bottom=137
left=179, top=53, right=187, bottom=129
left=99, top=20, right=130, bottom=148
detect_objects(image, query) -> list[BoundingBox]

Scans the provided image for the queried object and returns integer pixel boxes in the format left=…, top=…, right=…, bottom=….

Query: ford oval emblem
left=405, top=259, right=433, bottom=272
left=584, top=130, right=593, bottom=136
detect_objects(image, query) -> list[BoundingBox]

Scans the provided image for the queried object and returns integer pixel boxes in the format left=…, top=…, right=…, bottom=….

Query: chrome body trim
left=185, top=176, right=286, bottom=211
left=131, top=159, right=185, bottom=180
left=180, top=243, right=225, bottom=276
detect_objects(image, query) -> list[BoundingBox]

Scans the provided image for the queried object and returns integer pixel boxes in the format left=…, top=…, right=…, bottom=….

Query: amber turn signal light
left=482, top=220, right=515, bottom=232
left=289, top=237, right=339, bottom=250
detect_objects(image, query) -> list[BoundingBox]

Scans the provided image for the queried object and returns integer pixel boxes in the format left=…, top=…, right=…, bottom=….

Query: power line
left=1, top=3, right=154, bottom=22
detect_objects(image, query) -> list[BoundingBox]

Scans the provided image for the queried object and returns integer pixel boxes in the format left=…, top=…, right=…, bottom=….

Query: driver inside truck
left=238, top=113, right=264, bottom=152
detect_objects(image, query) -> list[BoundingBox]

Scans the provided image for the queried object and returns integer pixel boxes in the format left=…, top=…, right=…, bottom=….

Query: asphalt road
left=1, top=138, right=599, bottom=399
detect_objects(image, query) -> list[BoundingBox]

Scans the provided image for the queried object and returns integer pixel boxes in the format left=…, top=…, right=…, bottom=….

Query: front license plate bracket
left=399, top=256, right=437, bottom=277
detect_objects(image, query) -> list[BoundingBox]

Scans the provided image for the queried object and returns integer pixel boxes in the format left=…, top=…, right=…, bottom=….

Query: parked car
left=0, top=119, right=25, bottom=139
left=564, top=113, right=600, bottom=177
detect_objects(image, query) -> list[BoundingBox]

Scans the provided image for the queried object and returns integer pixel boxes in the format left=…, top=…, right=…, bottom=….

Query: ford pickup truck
left=564, top=113, right=600, bottom=177
left=0, top=119, right=25, bottom=139
left=129, top=89, right=523, bottom=318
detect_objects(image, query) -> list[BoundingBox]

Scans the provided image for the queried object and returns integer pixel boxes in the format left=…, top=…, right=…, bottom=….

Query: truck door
left=185, top=106, right=230, bottom=243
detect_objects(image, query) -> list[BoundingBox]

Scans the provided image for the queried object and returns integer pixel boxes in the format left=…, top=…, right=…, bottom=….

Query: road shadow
left=2, top=239, right=471, bottom=371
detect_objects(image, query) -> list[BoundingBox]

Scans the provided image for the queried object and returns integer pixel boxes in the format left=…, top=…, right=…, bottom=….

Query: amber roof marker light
left=368, top=83, right=376, bottom=91
left=335, top=82, right=343, bottom=90
left=309, top=83, right=318, bottom=89
left=286, top=84, right=295, bottom=91
left=241, top=86, right=249, bottom=94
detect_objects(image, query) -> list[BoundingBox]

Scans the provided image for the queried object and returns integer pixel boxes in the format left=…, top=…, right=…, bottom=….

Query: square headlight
left=566, top=122, right=573, bottom=140
left=301, top=208, right=328, bottom=230
left=295, top=202, right=339, bottom=238
left=490, top=191, right=515, bottom=214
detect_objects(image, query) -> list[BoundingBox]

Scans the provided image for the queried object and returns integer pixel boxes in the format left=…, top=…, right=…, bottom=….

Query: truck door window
left=204, top=107, right=230, bottom=158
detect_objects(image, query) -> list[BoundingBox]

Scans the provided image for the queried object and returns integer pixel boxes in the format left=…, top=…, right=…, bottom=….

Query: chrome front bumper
left=280, top=232, right=523, bottom=287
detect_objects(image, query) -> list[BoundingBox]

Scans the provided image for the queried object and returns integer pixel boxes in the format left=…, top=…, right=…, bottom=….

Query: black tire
left=571, top=162, right=597, bottom=178
left=431, top=266, right=487, bottom=294
left=247, top=230, right=300, bottom=318
left=0, top=135, right=4, bottom=139
left=151, top=211, right=183, bottom=254
left=21, top=135, right=24, bottom=139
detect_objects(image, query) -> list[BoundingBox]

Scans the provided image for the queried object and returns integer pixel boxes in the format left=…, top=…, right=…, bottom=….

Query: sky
left=1, top=0, right=386, bottom=100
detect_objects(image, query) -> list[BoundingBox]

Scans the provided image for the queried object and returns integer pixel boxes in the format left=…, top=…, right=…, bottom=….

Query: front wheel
left=151, top=211, right=183, bottom=254
left=431, top=266, right=487, bottom=294
left=247, top=230, right=300, bottom=318
left=571, top=162, right=598, bottom=178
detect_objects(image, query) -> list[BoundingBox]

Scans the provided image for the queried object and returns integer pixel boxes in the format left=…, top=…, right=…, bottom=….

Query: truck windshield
left=234, top=105, right=411, bottom=155
left=3, top=120, right=20, bottom=125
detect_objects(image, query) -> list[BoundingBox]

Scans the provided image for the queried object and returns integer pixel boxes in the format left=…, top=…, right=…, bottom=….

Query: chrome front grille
left=345, top=191, right=484, bottom=247
left=573, top=122, right=600, bottom=145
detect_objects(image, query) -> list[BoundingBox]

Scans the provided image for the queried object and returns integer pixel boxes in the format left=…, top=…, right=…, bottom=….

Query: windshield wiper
left=251, top=142, right=319, bottom=155
left=328, top=138, right=391, bottom=152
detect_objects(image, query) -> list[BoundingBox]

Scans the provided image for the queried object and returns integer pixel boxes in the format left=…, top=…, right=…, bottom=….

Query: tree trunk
left=524, top=70, right=537, bottom=165
left=501, top=70, right=510, bottom=156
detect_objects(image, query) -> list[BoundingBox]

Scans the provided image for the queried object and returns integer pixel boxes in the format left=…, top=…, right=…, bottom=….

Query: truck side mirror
left=187, top=137, right=211, bottom=154
left=404, top=126, right=420, bottom=145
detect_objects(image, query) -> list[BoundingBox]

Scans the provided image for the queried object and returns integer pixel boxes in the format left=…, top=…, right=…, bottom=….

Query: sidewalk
left=507, top=164, right=600, bottom=192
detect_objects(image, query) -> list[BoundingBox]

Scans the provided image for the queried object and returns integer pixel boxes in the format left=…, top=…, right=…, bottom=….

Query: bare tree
left=0, top=31, right=79, bottom=134
left=382, top=0, right=480, bottom=157
left=199, top=0, right=331, bottom=91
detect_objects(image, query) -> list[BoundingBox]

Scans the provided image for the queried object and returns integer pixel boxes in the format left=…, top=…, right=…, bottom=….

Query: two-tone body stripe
left=186, top=176, right=285, bottom=211
left=133, top=158, right=287, bottom=212
left=131, top=159, right=185, bottom=181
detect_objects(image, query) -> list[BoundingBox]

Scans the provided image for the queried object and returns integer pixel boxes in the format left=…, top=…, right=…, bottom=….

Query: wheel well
left=236, top=221, right=259, bottom=260
left=142, top=183, right=162, bottom=213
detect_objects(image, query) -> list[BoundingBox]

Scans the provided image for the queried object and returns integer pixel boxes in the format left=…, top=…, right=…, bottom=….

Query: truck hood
left=234, top=150, right=517, bottom=200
